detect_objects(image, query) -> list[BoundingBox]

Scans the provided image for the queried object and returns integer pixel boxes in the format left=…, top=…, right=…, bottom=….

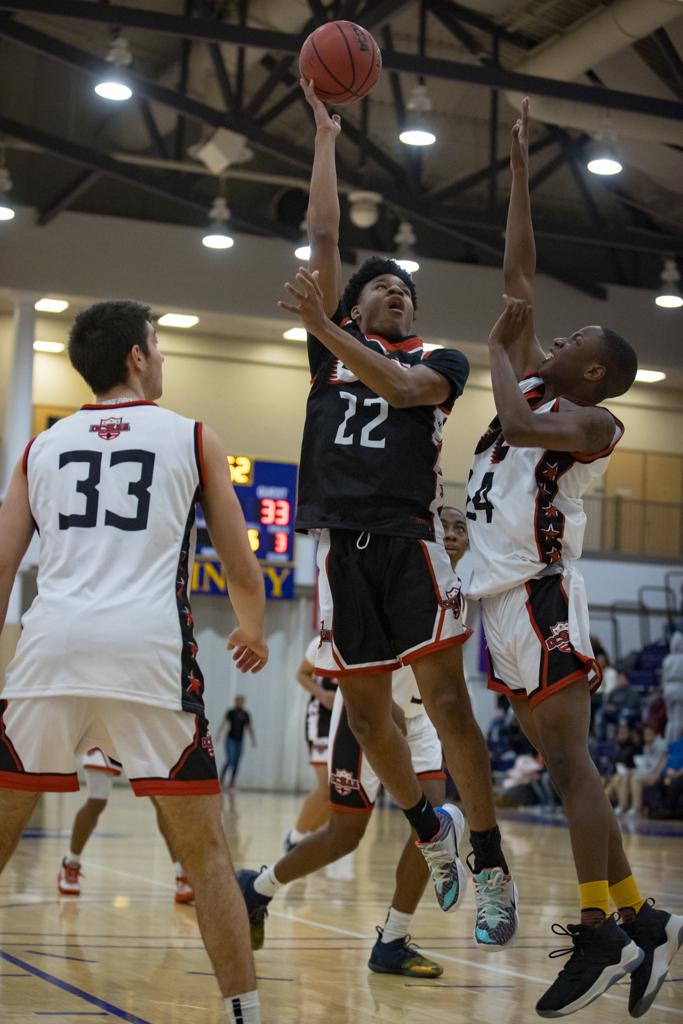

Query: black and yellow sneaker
left=536, top=916, right=643, bottom=1018
left=368, top=926, right=443, bottom=978
left=235, top=868, right=270, bottom=951
left=621, top=900, right=683, bottom=1017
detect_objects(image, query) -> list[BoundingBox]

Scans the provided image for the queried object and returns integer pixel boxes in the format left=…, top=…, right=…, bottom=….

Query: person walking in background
left=217, top=696, right=256, bottom=790
left=662, top=632, right=683, bottom=744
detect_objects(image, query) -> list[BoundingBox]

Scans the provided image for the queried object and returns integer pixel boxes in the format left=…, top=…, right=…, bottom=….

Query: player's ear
left=585, top=363, right=606, bottom=383
left=350, top=304, right=361, bottom=321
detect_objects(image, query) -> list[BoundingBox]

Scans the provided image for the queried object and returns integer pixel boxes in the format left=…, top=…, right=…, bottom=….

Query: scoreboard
left=193, top=455, right=298, bottom=600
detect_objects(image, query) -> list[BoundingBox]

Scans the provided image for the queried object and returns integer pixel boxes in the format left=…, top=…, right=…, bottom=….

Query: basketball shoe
left=368, top=927, right=443, bottom=978
left=57, top=859, right=82, bottom=896
left=174, top=874, right=194, bottom=904
left=283, top=830, right=298, bottom=854
left=416, top=803, right=468, bottom=913
left=620, top=900, right=683, bottom=1017
left=471, top=867, right=519, bottom=950
left=536, top=915, right=644, bottom=1018
left=236, top=868, right=270, bottom=950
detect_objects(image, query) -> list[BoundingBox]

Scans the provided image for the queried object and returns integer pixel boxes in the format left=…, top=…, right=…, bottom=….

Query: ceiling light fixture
left=95, top=32, right=133, bottom=102
left=0, top=148, right=15, bottom=221
left=393, top=221, right=420, bottom=274
left=158, top=313, right=199, bottom=328
left=399, top=84, right=436, bottom=147
left=348, top=191, right=382, bottom=229
left=294, top=218, right=310, bottom=261
left=635, top=369, right=666, bottom=383
left=33, top=340, right=65, bottom=353
left=283, top=327, right=307, bottom=341
left=35, top=298, right=69, bottom=313
left=655, top=257, right=683, bottom=308
left=586, top=129, right=622, bottom=176
left=202, top=184, right=234, bottom=250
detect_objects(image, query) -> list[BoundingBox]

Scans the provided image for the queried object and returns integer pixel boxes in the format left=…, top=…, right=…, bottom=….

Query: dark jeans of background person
left=220, top=737, right=244, bottom=787
left=643, top=775, right=683, bottom=819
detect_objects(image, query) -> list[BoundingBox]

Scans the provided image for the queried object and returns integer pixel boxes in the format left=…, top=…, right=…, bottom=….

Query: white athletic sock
left=225, top=990, right=260, bottom=1023
left=289, top=827, right=306, bottom=843
left=381, top=906, right=412, bottom=944
left=253, top=864, right=281, bottom=898
left=66, top=851, right=81, bottom=866
left=174, top=862, right=184, bottom=878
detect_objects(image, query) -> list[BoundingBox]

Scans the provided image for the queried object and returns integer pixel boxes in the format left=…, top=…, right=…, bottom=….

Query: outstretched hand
left=227, top=627, right=269, bottom=674
left=278, top=267, right=328, bottom=336
left=489, top=294, right=533, bottom=350
left=511, top=96, right=529, bottom=174
left=301, top=77, right=341, bottom=136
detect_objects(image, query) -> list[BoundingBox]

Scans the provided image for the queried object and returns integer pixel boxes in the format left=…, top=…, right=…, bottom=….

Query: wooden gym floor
left=1, top=789, right=682, bottom=1024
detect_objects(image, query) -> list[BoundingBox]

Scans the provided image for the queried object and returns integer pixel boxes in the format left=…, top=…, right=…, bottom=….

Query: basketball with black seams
left=299, top=21, right=382, bottom=106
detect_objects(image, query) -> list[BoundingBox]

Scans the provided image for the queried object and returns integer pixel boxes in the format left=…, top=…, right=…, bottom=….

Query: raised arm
left=302, top=78, right=343, bottom=317
left=200, top=425, right=268, bottom=672
left=504, top=98, right=546, bottom=379
left=0, top=459, right=36, bottom=634
left=488, top=298, right=615, bottom=455
left=279, top=267, right=461, bottom=408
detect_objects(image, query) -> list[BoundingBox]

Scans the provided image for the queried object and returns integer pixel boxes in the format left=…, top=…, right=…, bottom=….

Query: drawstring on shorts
left=356, top=531, right=371, bottom=550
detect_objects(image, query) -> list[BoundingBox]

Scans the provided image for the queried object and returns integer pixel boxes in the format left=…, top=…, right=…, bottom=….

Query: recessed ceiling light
left=399, top=129, right=436, bottom=147
left=395, top=257, right=420, bottom=274
left=35, top=298, right=69, bottom=313
left=635, top=369, right=666, bottom=383
left=586, top=156, right=622, bottom=176
left=33, top=340, right=65, bottom=353
left=158, top=313, right=199, bottom=328
left=283, top=327, right=307, bottom=341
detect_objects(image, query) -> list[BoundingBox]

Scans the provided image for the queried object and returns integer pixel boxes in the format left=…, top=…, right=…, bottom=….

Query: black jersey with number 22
left=296, top=312, right=469, bottom=541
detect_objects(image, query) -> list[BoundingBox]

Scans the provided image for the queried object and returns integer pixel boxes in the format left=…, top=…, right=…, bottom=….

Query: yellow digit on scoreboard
left=247, top=528, right=260, bottom=552
left=227, top=454, right=253, bottom=485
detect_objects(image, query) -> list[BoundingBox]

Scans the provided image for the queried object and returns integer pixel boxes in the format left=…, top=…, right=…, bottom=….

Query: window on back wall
left=603, top=450, right=683, bottom=559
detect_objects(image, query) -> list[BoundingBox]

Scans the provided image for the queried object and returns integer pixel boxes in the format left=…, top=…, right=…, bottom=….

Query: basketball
left=299, top=20, right=382, bottom=106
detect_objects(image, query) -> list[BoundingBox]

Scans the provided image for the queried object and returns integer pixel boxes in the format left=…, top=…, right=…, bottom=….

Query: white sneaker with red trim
left=57, top=858, right=82, bottom=896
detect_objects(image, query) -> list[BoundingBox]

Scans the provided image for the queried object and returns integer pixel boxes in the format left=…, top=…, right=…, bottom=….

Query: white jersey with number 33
left=465, top=378, right=623, bottom=600
left=4, top=401, right=207, bottom=713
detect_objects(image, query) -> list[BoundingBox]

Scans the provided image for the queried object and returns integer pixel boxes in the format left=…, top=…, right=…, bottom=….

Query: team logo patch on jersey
left=330, top=768, right=360, bottom=797
left=444, top=584, right=462, bottom=618
left=328, top=360, right=359, bottom=385
left=319, top=625, right=333, bottom=644
left=545, top=621, right=571, bottom=653
left=201, top=735, right=215, bottom=759
left=89, top=416, right=130, bottom=441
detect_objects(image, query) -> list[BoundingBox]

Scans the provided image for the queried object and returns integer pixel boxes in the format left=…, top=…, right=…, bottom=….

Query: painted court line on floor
left=0, top=950, right=152, bottom=1024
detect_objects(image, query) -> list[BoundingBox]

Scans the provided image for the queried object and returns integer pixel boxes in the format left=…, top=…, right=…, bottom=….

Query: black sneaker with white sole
left=536, top=915, right=644, bottom=1018
left=621, top=900, right=683, bottom=1018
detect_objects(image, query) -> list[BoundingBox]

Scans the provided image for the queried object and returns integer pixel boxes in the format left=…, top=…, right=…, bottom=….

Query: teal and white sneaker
left=471, top=867, right=519, bottom=951
left=416, top=803, right=468, bottom=913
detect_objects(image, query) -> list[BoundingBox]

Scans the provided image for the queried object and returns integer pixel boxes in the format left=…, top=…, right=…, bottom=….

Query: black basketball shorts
left=314, top=529, right=471, bottom=677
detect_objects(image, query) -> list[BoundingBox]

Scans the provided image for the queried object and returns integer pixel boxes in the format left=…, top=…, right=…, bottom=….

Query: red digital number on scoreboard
left=259, top=498, right=291, bottom=526
left=274, top=532, right=288, bottom=554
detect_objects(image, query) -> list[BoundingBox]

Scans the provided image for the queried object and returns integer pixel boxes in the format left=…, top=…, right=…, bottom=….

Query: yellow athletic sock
left=609, top=875, right=645, bottom=915
left=579, top=880, right=610, bottom=917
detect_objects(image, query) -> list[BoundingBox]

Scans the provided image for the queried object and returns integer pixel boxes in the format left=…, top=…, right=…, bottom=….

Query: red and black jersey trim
left=533, top=450, right=575, bottom=566
left=81, top=401, right=158, bottom=410
left=474, top=381, right=547, bottom=458
left=177, top=491, right=205, bottom=715
left=21, top=438, right=36, bottom=477
left=328, top=703, right=373, bottom=813
left=570, top=412, right=624, bottom=464
left=193, top=421, right=206, bottom=489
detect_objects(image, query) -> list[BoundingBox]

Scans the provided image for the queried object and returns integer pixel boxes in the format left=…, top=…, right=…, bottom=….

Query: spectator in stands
left=662, top=632, right=683, bottom=744
left=608, top=724, right=667, bottom=816
left=642, top=729, right=683, bottom=819
left=496, top=751, right=545, bottom=808
left=591, top=637, right=619, bottom=695
left=599, top=670, right=642, bottom=736
left=643, top=686, right=668, bottom=739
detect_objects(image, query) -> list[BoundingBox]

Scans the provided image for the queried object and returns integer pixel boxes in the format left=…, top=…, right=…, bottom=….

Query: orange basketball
left=299, top=20, right=382, bottom=106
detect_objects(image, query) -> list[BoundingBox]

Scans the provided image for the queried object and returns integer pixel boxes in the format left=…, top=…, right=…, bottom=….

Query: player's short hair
left=69, top=299, right=152, bottom=393
left=341, top=257, right=417, bottom=316
left=597, top=327, right=638, bottom=400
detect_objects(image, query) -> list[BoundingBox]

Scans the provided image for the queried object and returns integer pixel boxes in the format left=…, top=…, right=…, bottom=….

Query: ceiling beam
left=2, top=2, right=683, bottom=121
left=427, top=132, right=556, bottom=202
left=37, top=169, right=101, bottom=226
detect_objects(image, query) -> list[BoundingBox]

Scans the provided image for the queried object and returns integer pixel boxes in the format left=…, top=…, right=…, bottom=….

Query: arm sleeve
left=421, top=348, right=470, bottom=410
left=306, top=305, right=344, bottom=378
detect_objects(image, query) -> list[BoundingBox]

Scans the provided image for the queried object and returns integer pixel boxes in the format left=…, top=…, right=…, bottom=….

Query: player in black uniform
left=274, top=79, right=518, bottom=949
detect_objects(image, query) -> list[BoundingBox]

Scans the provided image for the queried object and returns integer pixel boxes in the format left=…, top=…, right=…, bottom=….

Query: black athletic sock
left=469, top=825, right=509, bottom=874
left=403, top=796, right=441, bottom=843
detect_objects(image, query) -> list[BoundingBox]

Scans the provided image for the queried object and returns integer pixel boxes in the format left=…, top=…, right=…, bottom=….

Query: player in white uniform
left=57, top=748, right=194, bottom=904
left=466, top=101, right=682, bottom=1019
left=282, top=637, right=338, bottom=852
left=238, top=508, right=471, bottom=978
left=0, top=299, right=268, bottom=1024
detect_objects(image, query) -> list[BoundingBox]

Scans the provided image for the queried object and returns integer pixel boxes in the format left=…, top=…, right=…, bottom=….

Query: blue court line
left=26, top=951, right=98, bottom=963
left=34, top=1013, right=109, bottom=1016
left=188, top=972, right=293, bottom=982
left=0, top=950, right=153, bottom=1024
